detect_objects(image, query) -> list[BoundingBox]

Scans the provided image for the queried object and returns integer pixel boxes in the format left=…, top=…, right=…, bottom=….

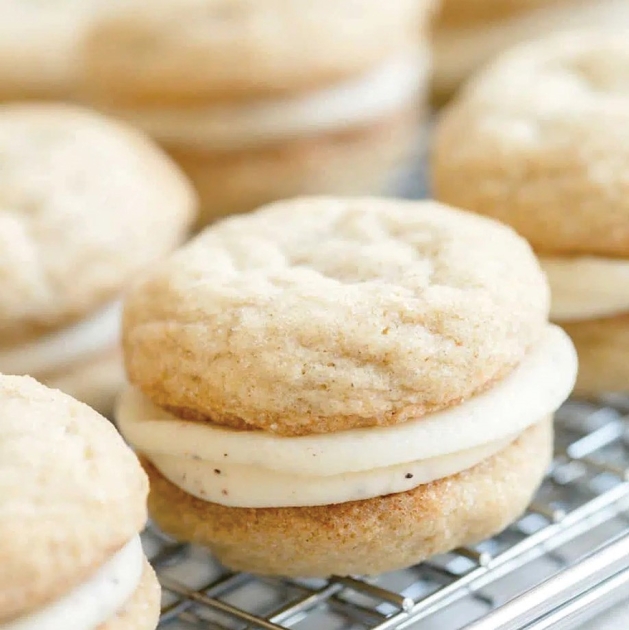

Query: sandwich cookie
left=81, top=0, right=436, bottom=227
left=0, top=103, right=196, bottom=413
left=433, top=31, right=629, bottom=396
left=0, top=375, right=159, bottom=629
left=433, top=0, right=629, bottom=102
left=117, top=197, right=577, bottom=577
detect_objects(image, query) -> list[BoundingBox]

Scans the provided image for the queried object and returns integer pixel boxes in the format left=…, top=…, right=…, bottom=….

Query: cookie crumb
left=214, top=469, right=221, bottom=474
left=405, top=473, right=413, bottom=479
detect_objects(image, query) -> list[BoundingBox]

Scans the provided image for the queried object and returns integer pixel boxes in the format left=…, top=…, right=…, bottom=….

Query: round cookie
left=0, top=375, right=155, bottom=625
left=0, top=103, right=195, bottom=343
left=82, top=0, right=434, bottom=105
left=433, top=31, right=629, bottom=395
left=433, top=31, right=629, bottom=256
left=123, top=197, right=549, bottom=435
left=0, top=103, right=196, bottom=412
left=144, top=418, right=551, bottom=577
left=117, top=196, right=576, bottom=578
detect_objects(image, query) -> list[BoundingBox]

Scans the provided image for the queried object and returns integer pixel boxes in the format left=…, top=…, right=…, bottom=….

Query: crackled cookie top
left=123, top=197, right=549, bottom=435
left=434, top=31, right=629, bottom=256
left=0, top=375, right=148, bottom=620
left=0, top=103, right=195, bottom=344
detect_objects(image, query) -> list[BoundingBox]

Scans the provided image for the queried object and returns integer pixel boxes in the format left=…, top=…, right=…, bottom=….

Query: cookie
left=0, top=103, right=196, bottom=412
left=82, top=0, right=434, bottom=105
left=117, top=197, right=577, bottom=576
left=81, top=1, right=435, bottom=226
left=433, top=31, right=629, bottom=394
left=0, top=375, right=159, bottom=628
left=432, top=0, right=629, bottom=101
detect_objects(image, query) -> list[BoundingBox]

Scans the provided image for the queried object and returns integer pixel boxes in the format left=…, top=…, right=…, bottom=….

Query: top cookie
left=123, top=197, right=549, bottom=436
left=0, top=103, right=196, bottom=345
left=82, top=0, right=435, bottom=105
left=433, top=31, right=629, bottom=257
left=0, top=375, right=148, bottom=620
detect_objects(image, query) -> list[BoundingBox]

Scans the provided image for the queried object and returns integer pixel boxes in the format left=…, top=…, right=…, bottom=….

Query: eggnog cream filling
left=117, top=325, right=576, bottom=507
left=1, top=536, right=143, bottom=630
left=112, top=52, right=429, bottom=151
left=434, top=0, right=629, bottom=90
left=541, top=257, right=629, bottom=322
left=0, top=300, right=121, bottom=377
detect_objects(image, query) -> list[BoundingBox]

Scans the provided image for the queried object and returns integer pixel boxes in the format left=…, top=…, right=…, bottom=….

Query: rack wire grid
left=141, top=397, right=629, bottom=630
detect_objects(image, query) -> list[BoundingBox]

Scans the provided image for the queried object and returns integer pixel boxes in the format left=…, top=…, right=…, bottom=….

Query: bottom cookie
left=166, top=107, right=424, bottom=229
left=144, top=418, right=552, bottom=577
left=100, top=560, right=161, bottom=630
left=562, top=315, right=629, bottom=397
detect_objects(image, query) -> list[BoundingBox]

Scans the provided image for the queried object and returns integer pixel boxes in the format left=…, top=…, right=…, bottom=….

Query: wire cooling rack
left=142, top=398, right=629, bottom=630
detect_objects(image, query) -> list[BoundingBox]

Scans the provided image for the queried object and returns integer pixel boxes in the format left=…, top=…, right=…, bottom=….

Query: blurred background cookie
left=0, top=103, right=196, bottom=414
left=81, top=0, right=436, bottom=227
left=432, top=0, right=629, bottom=102
left=0, top=0, right=119, bottom=101
left=433, top=31, right=629, bottom=396
left=116, top=196, right=576, bottom=577
left=0, top=375, right=159, bottom=629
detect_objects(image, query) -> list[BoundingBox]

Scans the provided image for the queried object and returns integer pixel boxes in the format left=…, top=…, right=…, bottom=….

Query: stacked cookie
left=116, top=197, right=576, bottom=577
left=0, top=103, right=195, bottom=413
left=433, top=31, right=629, bottom=396
left=81, top=0, right=436, bottom=227
left=0, top=375, right=159, bottom=629
left=432, top=0, right=629, bottom=101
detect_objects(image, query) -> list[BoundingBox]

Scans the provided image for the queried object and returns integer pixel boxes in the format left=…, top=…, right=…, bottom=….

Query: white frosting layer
left=150, top=435, right=514, bottom=507
left=1, top=536, right=143, bottom=630
left=113, top=52, right=429, bottom=150
left=542, top=256, right=629, bottom=322
left=0, top=300, right=121, bottom=377
left=117, top=325, right=576, bottom=507
left=434, top=0, right=629, bottom=91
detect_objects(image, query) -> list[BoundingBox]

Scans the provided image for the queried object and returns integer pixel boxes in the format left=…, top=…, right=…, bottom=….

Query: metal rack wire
left=143, top=398, right=629, bottom=629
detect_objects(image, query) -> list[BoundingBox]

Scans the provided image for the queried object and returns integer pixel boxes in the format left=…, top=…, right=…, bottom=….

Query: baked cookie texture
left=0, top=375, right=156, bottom=627
left=433, top=32, right=629, bottom=394
left=0, top=103, right=196, bottom=412
left=123, top=197, right=549, bottom=435
left=118, top=197, right=576, bottom=577
left=432, top=0, right=629, bottom=102
left=81, top=0, right=436, bottom=226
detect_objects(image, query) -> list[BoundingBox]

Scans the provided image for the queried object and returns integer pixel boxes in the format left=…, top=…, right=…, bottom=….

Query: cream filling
left=434, top=0, right=629, bottom=90
left=111, top=52, right=429, bottom=150
left=0, top=300, right=121, bottom=377
left=150, top=435, right=515, bottom=508
left=1, top=536, right=143, bottom=630
left=117, top=325, right=576, bottom=507
left=541, top=256, right=629, bottom=322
